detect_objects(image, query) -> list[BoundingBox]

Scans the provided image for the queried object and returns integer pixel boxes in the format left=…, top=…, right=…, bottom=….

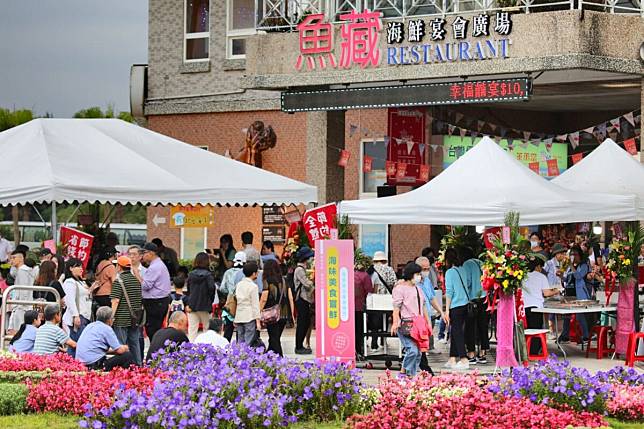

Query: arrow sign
left=152, top=213, right=166, bottom=227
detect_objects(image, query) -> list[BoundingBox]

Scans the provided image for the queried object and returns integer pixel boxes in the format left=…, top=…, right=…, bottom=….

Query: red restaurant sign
left=60, top=226, right=94, bottom=270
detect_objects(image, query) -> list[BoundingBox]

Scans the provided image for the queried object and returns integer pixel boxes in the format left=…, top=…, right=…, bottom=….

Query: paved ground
left=265, top=327, right=644, bottom=386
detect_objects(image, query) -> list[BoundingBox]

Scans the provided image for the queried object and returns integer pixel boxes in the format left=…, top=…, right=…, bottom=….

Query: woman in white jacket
left=62, top=258, right=92, bottom=357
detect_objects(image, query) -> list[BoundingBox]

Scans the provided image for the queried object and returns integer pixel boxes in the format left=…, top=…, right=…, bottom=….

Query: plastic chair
left=524, top=329, right=549, bottom=363
left=585, top=326, right=615, bottom=359
left=625, top=332, right=644, bottom=367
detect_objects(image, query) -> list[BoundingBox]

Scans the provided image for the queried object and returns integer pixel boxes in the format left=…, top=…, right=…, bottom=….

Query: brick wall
left=146, top=110, right=309, bottom=257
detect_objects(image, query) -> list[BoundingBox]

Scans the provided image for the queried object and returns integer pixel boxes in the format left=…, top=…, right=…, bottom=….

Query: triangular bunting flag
left=418, top=143, right=425, bottom=156
left=610, top=118, right=621, bottom=132
left=459, top=128, right=467, bottom=142
left=556, top=134, right=568, bottom=142
left=406, top=140, right=414, bottom=155
left=571, top=153, right=583, bottom=164
left=477, top=120, right=485, bottom=132
left=489, top=123, right=497, bottom=132
left=499, top=127, right=508, bottom=138
left=362, top=127, right=370, bottom=137
left=583, top=126, right=595, bottom=135
left=338, top=149, right=350, bottom=167
left=523, top=131, right=531, bottom=142
left=430, top=144, right=440, bottom=153
left=544, top=138, right=553, bottom=151
left=624, top=138, right=638, bottom=155
left=507, top=137, right=514, bottom=147
left=455, top=112, right=464, bottom=124
left=349, top=124, right=358, bottom=137
left=384, top=136, right=390, bottom=147
left=530, top=139, right=540, bottom=147
left=624, top=112, right=635, bottom=126
left=569, top=132, right=580, bottom=149
left=448, top=124, right=456, bottom=136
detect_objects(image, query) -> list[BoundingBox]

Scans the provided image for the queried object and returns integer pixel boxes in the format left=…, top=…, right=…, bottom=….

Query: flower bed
left=0, top=352, right=85, bottom=372
left=27, top=367, right=159, bottom=415
left=81, top=343, right=363, bottom=429
left=347, top=372, right=607, bottom=429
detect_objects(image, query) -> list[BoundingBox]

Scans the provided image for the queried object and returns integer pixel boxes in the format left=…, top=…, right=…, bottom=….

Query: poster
left=387, top=107, right=427, bottom=186
left=360, top=224, right=388, bottom=260
left=315, top=239, right=355, bottom=365
left=262, top=226, right=285, bottom=244
left=443, top=136, right=568, bottom=179
left=302, top=203, right=337, bottom=242
left=170, top=205, right=214, bottom=228
left=59, top=226, right=94, bottom=270
left=262, top=206, right=285, bottom=225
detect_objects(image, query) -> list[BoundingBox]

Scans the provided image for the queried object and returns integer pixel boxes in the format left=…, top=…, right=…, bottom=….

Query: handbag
left=455, top=270, right=477, bottom=318
left=116, top=276, right=145, bottom=327
left=398, top=286, right=423, bottom=337
left=224, top=292, right=237, bottom=316
left=260, top=280, right=284, bottom=326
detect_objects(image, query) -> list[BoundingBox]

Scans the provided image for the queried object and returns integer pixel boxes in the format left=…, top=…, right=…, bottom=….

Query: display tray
left=544, top=299, right=602, bottom=309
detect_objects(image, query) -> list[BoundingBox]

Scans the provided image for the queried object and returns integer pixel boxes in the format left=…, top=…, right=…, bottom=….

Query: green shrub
left=0, top=383, right=28, bottom=415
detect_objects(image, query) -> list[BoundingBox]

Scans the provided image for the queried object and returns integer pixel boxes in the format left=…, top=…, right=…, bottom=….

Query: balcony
left=255, top=0, right=642, bottom=30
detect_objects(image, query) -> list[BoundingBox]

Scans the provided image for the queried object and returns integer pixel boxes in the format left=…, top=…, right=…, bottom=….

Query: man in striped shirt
left=110, top=256, right=143, bottom=366
left=33, top=303, right=77, bottom=355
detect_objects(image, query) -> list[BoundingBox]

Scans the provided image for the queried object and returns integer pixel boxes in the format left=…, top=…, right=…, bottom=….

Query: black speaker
left=377, top=186, right=397, bottom=198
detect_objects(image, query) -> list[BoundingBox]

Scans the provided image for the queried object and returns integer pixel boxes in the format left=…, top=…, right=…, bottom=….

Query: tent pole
left=51, top=201, right=58, bottom=245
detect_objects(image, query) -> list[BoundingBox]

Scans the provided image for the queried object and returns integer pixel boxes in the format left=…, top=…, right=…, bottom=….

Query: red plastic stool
left=525, top=329, right=549, bottom=363
left=570, top=315, right=582, bottom=344
left=625, top=332, right=644, bottom=367
left=586, top=326, right=615, bottom=359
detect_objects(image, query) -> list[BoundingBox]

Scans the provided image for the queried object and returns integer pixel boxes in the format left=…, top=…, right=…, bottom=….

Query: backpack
left=170, top=293, right=185, bottom=312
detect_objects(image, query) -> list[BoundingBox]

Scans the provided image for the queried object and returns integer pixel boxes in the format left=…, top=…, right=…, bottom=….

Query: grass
left=0, top=414, right=638, bottom=429
left=606, top=418, right=644, bottom=429
left=0, top=413, right=78, bottom=429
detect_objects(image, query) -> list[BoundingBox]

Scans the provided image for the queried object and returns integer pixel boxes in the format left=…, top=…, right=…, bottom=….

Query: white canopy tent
left=552, top=138, right=644, bottom=219
left=0, top=119, right=317, bottom=241
left=339, top=137, right=637, bottom=226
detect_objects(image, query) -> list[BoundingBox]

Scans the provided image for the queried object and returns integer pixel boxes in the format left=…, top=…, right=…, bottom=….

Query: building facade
left=142, top=0, right=643, bottom=267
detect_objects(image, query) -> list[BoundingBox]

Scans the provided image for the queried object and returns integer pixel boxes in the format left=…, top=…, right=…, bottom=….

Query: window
left=181, top=227, right=208, bottom=259
left=227, top=0, right=256, bottom=58
left=185, top=0, right=210, bottom=61
left=359, top=224, right=388, bottom=261
left=360, top=139, right=387, bottom=196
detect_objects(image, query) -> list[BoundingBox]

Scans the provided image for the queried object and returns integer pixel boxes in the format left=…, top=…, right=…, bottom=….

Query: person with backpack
left=220, top=251, right=246, bottom=341
left=186, top=252, right=216, bottom=341
left=91, top=248, right=118, bottom=314
left=169, top=276, right=189, bottom=313
left=259, top=259, right=294, bottom=356
left=110, top=256, right=144, bottom=366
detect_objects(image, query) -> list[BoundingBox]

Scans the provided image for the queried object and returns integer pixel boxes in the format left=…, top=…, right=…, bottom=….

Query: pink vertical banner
left=496, top=292, right=519, bottom=368
left=315, top=239, right=355, bottom=366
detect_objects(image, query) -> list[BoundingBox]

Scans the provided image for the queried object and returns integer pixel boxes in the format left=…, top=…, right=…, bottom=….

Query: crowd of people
left=0, top=230, right=308, bottom=370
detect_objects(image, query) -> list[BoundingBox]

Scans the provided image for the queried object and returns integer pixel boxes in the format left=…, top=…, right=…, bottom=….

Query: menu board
left=262, top=226, right=285, bottom=243
left=262, top=206, right=285, bottom=225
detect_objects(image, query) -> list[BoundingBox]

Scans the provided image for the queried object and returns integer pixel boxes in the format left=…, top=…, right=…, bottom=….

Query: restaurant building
left=138, top=0, right=643, bottom=266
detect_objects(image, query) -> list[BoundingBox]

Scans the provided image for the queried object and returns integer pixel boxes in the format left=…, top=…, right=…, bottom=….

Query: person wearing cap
left=110, top=255, right=143, bottom=365
left=91, top=247, right=118, bottom=315
left=543, top=243, right=567, bottom=338
left=293, top=246, right=314, bottom=354
left=39, top=248, right=53, bottom=263
left=140, top=242, right=172, bottom=342
left=390, top=262, right=431, bottom=377
left=151, top=238, right=180, bottom=278
left=220, top=251, right=247, bottom=341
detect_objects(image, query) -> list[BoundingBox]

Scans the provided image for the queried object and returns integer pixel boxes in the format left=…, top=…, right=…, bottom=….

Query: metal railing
left=1, top=285, right=61, bottom=349
left=255, top=0, right=643, bottom=30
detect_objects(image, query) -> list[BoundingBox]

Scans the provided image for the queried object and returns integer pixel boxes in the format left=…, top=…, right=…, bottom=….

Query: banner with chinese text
left=315, top=239, right=355, bottom=365
left=387, top=107, right=427, bottom=186
left=443, top=136, right=567, bottom=179
left=60, top=226, right=94, bottom=270
left=302, top=203, right=337, bottom=242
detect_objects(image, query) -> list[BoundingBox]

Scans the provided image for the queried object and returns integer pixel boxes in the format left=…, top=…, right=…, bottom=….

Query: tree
left=0, top=108, right=36, bottom=244
left=73, top=104, right=134, bottom=123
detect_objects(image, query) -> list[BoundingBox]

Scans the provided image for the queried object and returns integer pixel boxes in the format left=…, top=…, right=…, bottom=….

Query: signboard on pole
left=60, top=226, right=94, bottom=270
left=315, top=239, right=355, bottom=365
left=302, top=203, right=337, bottom=242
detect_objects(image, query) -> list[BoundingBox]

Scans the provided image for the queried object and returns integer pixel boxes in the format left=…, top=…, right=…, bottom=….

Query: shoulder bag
left=455, top=269, right=478, bottom=318
left=261, top=280, right=285, bottom=326
left=90, top=263, right=111, bottom=296
left=116, top=276, right=145, bottom=327
left=398, top=286, right=422, bottom=336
